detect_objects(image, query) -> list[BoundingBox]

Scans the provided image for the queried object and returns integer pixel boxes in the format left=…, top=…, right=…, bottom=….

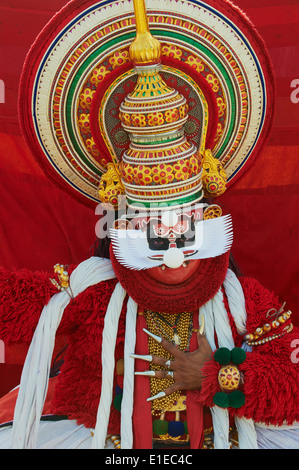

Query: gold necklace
left=147, top=310, right=183, bottom=346
left=144, top=310, right=193, bottom=416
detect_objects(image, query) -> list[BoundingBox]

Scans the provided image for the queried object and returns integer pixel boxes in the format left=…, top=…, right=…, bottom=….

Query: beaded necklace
left=144, top=309, right=193, bottom=416
left=147, top=311, right=183, bottom=346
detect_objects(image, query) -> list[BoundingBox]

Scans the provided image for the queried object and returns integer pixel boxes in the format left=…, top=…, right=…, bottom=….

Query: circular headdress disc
left=19, top=0, right=275, bottom=207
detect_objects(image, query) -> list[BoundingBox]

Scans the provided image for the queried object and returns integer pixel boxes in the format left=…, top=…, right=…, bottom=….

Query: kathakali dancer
left=0, top=0, right=298, bottom=450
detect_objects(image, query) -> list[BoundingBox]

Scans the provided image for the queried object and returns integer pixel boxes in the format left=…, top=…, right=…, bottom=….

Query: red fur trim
left=1, top=262, right=297, bottom=434
left=0, top=267, right=58, bottom=344
left=190, top=279, right=299, bottom=426
left=195, top=358, right=220, bottom=408
left=110, top=247, right=230, bottom=313
left=240, top=277, right=283, bottom=334
left=236, top=278, right=298, bottom=425
left=235, top=327, right=299, bottom=425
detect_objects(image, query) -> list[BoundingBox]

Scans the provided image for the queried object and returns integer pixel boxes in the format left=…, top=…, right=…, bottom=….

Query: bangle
left=212, top=347, right=246, bottom=409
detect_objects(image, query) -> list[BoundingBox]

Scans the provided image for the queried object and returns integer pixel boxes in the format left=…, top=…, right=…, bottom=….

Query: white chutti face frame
left=110, top=211, right=233, bottom=271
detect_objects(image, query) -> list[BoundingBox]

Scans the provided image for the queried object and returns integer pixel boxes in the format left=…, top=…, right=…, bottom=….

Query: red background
left=0, top=0, right=298, bottom=396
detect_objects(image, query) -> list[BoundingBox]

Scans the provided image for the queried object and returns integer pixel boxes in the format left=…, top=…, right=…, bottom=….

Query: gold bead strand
left=144, top=310, right=193, bottom=415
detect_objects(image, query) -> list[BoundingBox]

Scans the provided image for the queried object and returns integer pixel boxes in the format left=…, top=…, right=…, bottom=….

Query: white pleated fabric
left=9, top=255, right=139, bottom=450
left=91, top=282, right=127, bottom=448
left=120, top=297, right=138, bottom=449
left=11, top=257, right=117, bottom=449
left=255, top=424, right=299, bottom=449
left=0, top=419, right=120, bottom=449
left=91, top=293, right=138, bottom=449
left=1, top=420, right=93, bottom=449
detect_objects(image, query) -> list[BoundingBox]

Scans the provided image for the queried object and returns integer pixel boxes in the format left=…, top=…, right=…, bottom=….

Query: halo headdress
left=19, top=0, right=274, bottom=268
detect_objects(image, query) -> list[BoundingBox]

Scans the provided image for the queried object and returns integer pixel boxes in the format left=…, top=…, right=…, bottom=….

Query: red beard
left=110, top=246, right=230, bottom=313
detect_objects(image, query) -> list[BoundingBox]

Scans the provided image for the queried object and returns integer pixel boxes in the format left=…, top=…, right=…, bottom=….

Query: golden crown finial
left=129, top=0, right=161, bottom=66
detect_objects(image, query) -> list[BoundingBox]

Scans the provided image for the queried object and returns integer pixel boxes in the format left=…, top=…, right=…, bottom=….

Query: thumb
left=196, top=313, right=206, bottom=347
left=196, top=329, right=205, bottom=348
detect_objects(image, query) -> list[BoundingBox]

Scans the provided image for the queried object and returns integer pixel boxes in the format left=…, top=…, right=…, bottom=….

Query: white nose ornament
left=163, top=247, right=184, bottom=269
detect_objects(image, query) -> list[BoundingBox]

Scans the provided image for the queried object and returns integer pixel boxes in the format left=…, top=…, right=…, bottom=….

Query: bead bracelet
left=245, top=323, right=293, bottom=347
left=244, top=310, right=292, bottom=344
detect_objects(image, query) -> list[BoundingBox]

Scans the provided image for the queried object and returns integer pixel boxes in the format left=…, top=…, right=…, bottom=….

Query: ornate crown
left=19, top=0, right=275, bottom=211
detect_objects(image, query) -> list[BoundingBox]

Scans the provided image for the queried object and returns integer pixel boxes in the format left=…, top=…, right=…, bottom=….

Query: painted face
left=109, top=245, right=231, bottom=314
left=146, top=259, right=202, bottom=285
left=110, top=204, right=233, bottom=271
left=144, top=213, right=201, bottom=283
left=145, top=212, right=197, bottom=265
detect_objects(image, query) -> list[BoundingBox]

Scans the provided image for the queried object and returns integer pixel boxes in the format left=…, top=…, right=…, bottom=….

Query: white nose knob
left=161, top=211, right=178, bottom=228
left=163, top=247, right=184, bottom=269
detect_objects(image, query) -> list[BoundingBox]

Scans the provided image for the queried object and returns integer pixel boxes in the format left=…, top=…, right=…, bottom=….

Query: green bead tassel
left=214, top=347, right=231, bottom=365
left=213, top=390, right=245, bottom=409
left=214, top=347, right=246, bottom=366
left=229, top=390, right=245, bottom=408
left=231, top=347, right=246, bottom=365
left=153, top=419, right=169, bottom=435
left=113, top=393, right=122, bottom=411
left=213, top=391, right=230, bottom=408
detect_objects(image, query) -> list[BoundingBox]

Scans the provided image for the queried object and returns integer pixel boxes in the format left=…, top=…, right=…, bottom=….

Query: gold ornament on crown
left=129, top=0, right=161, bottom=66
left=203, top=204, right=223, bottom=220
left=202, top=149, right=227, bottom=198
left=98, top=162, right=125, bottom=208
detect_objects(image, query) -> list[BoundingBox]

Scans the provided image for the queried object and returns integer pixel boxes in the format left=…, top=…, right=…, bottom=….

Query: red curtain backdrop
left=0, top=0, right=298, bottom=396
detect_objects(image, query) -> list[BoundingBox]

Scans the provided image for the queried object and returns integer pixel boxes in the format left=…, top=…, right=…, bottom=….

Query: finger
left=151, top=355, right=174, bottom=368
left=135, top=369, right=175, bottom=379
left=196, top=329, right=211, bottom=349
left=196, top=315, right=208, bottom=348
left=147, top=382, right=182, bottom=402
left=199, top=314, right=205, bottom=335
left=130, top=352, right=174, bottom=369
left=195, top=331, right=213, bottom=361
left=165, top=359, right=172, bottom=368
left=196, top=329, right=204, bottom=347
left=160, top=336, right=184, bottom=358
left=130, top=353, right=153, bottom=362
left=143, top=328, right=184, bottom=358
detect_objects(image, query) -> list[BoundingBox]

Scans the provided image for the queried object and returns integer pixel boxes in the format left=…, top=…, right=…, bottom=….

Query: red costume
left=0, top=0, right=298, bottom=450
left=0, top=253, right=298, bottom=448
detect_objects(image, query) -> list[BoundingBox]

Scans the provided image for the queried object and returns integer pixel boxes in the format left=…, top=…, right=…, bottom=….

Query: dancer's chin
left=146, top=260, right=201, bottom=285
left=110, top=244, right=230, bottom=313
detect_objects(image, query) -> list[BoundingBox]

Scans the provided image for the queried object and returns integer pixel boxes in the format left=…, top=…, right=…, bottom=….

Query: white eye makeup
left=110, top=214, right=233, bottom=271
